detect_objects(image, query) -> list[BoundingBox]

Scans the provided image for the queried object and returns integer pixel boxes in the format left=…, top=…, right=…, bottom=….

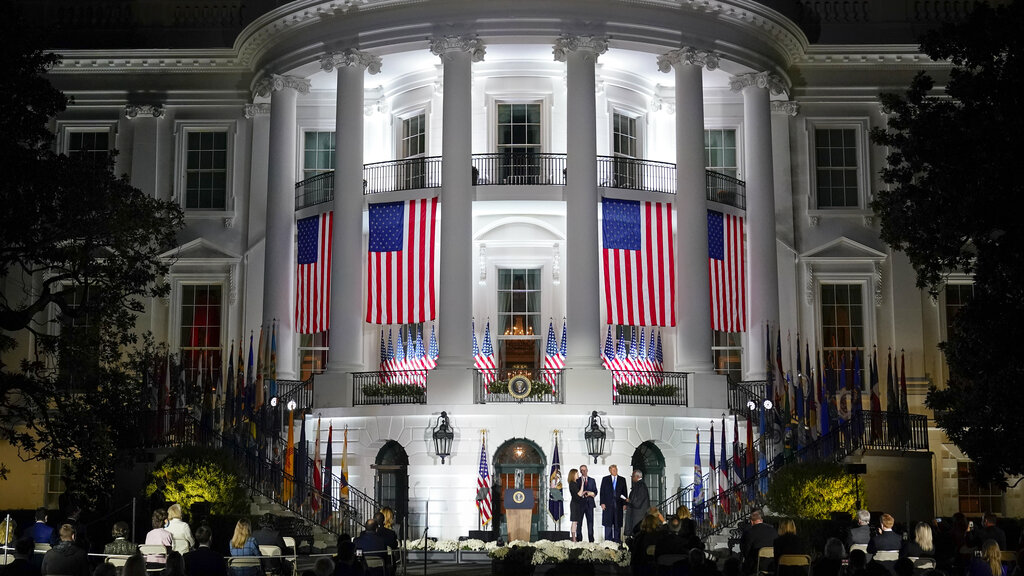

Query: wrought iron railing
left=471, top=152, right=566, bottom=186
left=706, top=170, right=747, bottom=210
left=611, top=371, right=689, bottom=406
left=728, top=380, right=768, bottom=414
left=472, top=369, right=565, bottom=403
left=351, top=371, right=428, bottom=405
left=596, top=155, right=676, bottom=194
left=295, top=171, right=334, bottom=210
left=363, top=156, right=442, bottom=194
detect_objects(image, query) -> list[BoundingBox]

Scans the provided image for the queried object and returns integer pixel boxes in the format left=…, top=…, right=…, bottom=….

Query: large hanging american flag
left=476, top=437, right=492, bottom=526
left=707, top=210, right=746, bottom=332
left=296, top=211, right=333, bottom=334
left=601, top=198, right=676, bottom=327
left=367, top=198, right=438, bottom=324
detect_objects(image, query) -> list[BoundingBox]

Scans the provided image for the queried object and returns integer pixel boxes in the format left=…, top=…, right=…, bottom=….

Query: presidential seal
left=508, top=374, right=533, bottom=399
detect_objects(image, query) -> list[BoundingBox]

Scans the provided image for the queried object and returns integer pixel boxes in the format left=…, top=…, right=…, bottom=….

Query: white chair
left=281, top=537, right=295, bottom=551
left=777, top=554, right=812, bottom=576
left=850, top=544, right=868, bottom=554
left=913, top=558, right=937, bottom=570
left=108, top=557, right=129, bottom=569
left=1, top=554, right=15, bottom=566
left=873, top=550, right=899, bottom=562
left=258, top=546, right=281, bottom=557
left=229, top=556, right=263, bottom=575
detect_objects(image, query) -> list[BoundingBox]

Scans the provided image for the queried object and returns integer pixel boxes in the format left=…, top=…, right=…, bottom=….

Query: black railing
left=364, top=156, right=442, bottom=194
left=597, top=155, right=676, bottom=193
left=473, top=369, right=565, bottom=403
left=471, top=152, right=566, bottom=185
left=295, top=171, right=334, bottom=210
left=275, top=378, right=314, bottom=411
left=611, top=371, right=689, bottom=406
left=706, top=170, right=747, bottom=210
left=728, top=380, right=771, bottom=415
left=351, top=371, right=428, bottom=405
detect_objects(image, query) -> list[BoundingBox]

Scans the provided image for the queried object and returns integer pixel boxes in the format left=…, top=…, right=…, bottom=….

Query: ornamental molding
left=805, top=264, right=815, bottom=306
left=429, top=35, right=486, bottom=63
left=874, top=262, right=884, bottom=308
left=728, top=71, right=788, bottom=96
left=252, top=74, right=311, bottom=98
left=770, top=100, right=800, bottom=116
left=552, top=35, right=608, bottom=63
left=319, top=49, right=383, bottom=74
left=657, top=47, right=720, bottom=73
left=651, top=95, right=675, bottom=115
left=124, top=104, right=164, bottom=119
left=243, top=103, right=271, bottom=118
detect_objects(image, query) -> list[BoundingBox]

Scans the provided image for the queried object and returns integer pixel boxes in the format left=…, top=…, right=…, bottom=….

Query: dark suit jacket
left=741, top=522, right=779, bottom=572
left=0, top=558, right=41, bottom=576
left=655, top=532, right=694, bottom=557
left=184, top=545, right=229, bottom=576
left=967, top=525, right=1007, bottom=551
left=773, top=532, right=808, bottom=563
left=599, top=475, right=628, bottom=527
left=848, top=525, right=872, bottom=548
left=580, top=476, right=597, bottom=509
left=868, top=530, right=902, bottom=554
left=625, top=479, right=650, bottom=536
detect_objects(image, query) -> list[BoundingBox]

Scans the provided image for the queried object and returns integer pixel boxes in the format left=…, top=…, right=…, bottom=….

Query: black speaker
left=845, top=463, right=867, bottom=475
left=538, top=530, right=570, bottom=542
left=467, top=530, right=496, bottom=542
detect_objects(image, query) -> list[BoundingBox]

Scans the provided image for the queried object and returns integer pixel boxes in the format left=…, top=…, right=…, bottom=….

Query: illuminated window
left=820, top=283, right=865, bottom=360
left=400, top=114, right=427, bottom=188
left=298, top=331, right=329, bottom=381
left=496, top=268, right=541, bottom=374
left=612, top=112, right=639, bottom=187
left=303, top=131, right=335, bottom=180
left=712, top=330, right=743, bottom=383
left=957, top=461, right=1003, bottom=514
left=705, top=129, right=738, bottom=179
left=496, top=102, right=542, bottom=184
left=178, top=284, right=223, bottom=380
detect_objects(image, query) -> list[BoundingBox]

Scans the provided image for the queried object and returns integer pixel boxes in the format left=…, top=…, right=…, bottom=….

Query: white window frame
left=810, top=274, right=876, bottom=359
left=55, top=120, right=118, bottom=156
left=297, top=126, right=336, bottom=181
left=608, top=106, right=646, bottom=159
left=393, top=106, right=430, bottom=160
left=703, top=124, right=743, bottom=180
left=937, top=274, right=974, bottom=385
left=167, top=274, right=229, bottom=355
left=487, top=96, right=552, bottom=153
left=173, top=120, right=238, bottom=220
left=804, top=117, right=872, bottom=217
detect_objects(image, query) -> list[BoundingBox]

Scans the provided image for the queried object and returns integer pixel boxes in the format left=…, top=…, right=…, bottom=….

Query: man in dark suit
left=655, top=518, right=692, bottom=558
left=600, top=464, right=628, bottom=543
left=578, top=465, right=598, bottom=542
left=184, top=525, right=228, bottom=576
left=869, top=513, right=902, bottom=573
left=740, top=510, right=778, bottom=575
left=848, top=510, right=872, bottom=550
left=967, top=513, right=1007, bottom=550
left=354, top=519, right=389, bottom=576
left=373, top=512, right=398, bottom=575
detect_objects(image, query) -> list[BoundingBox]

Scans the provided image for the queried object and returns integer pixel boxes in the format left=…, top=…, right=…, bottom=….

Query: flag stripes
left=366, top=197, right=438, bottom=325
left=296, top=211, right=333, bottom=334
left=708, top=210, right=746, bottom=332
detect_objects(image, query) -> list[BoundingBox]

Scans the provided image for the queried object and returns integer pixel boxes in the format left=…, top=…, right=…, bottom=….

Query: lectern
left=504, top=487, right=534, bottom=542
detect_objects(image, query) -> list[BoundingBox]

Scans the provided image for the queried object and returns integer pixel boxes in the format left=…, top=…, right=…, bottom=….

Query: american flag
left=476, top=438, right=492, bottom=526
left=601, top=326, right=616, bottom=372
left=427, top=324, right=439, bottom=368
left=366, top=198, right=438, bottom=324
left=601, top=198, right=676, bottom=327
left=707, top=210, right=746, bottom=332
left=543, top=321, right=561, bottom=386
left=709, top=422, right=717, bottom=524
left=480, top=321, right=497, bottom=384
left=558, top=318, right=567, bottom=365
left=296, top=211, right=333, bottom=334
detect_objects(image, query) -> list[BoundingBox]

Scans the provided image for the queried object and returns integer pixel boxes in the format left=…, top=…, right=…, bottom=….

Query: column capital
left=657, top=47, right=719, bottom=73
left=253, top=74, right=311, bottom=99
left=728, top=71, right=788, bottom=96
left=124, top=104, right=164, bottom=119
left=770, top=100, right=800, bottom=116
left=552, top=35, right=608, bottom=63
left=429, top=35, right=486, bottom=62
left=243, top=103, right=271, bottom=118
left=320, top=49, right=383, bottom=74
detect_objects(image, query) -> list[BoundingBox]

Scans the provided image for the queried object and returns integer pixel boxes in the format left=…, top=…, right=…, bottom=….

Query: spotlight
left=270, top=396, right=279, bottom=407
left=763, top=399, right=773, bottom=410
left=746, top=400, right=757, bottom=411
left=287, top=399, right=297, bottom=411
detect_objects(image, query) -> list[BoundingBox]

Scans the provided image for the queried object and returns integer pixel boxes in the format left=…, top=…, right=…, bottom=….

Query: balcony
left=352, top=371, right=428, bottom=405
left=611, top=371, right=689, bottom=406
left=294, top=160, right=746, bottom=211
left=473, top=369, right=565, bottom=403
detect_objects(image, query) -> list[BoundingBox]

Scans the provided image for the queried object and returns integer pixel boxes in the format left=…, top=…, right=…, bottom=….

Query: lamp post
left=584, top=411, right=606, bottom=464
left=432, top=411, right=454, bottom=464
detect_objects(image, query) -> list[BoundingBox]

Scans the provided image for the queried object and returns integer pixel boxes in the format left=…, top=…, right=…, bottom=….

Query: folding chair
left=758, top=547, right=776, bottom=575
left=229, top=556, right=263, bottom=576
left=850, top=544, right=868, bottom=554
left=872, top=551, right=899, bottom=562
left=912, top=558, right=936, bottom=570
left=777, top=554, right=812, bottom=576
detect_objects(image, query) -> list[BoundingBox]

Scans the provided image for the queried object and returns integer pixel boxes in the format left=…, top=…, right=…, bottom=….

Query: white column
left=730, top=72, right=786, bottom=379
left=555, top=35, right=607, bottom=368
left=321, top=50, right=382, bottom=373
left=256, top=74, right=310, bottom=380
left=430, top=36, right=484, bottom=367
left=658, top=48, right=717, bottom=373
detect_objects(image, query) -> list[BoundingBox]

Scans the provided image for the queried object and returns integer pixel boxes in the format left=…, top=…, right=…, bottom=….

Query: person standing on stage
left=578, top=464, right=598, bottom=542
left=600, top=464, right=628, bottom=543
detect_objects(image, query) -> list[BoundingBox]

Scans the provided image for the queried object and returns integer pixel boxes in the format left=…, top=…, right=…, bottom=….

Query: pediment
left=800, top=237, right=886, bottom=263
left=159, top=238, right=241, bottom=264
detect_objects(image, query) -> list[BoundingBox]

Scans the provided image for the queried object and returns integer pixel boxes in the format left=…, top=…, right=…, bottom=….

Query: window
left=400, top=114, right=427, bottom=189
left=184, top=131, right=228, bottom=210
left=44, top=459, right=69, bottom=509
left=712, top=331, right=743, bottom=383
left=179, top=284, right=223, bottom=380
left=944, top=283, right=974, bottom=336
left=497, top=103, right=542, bottom=184
left=496, top=268, right=541, bottom=374
left=612, top=112, right=639, bottom=187
left=631, top=442, right=666, bottom=506
left=957, top=461, right=1003, bottom=514
left=67, top=130, right=111, bottom=163
left=814, top=128, right=859, bottom=208
left=820, top=283, right=865, bottom=362
left=705, top=129, right=738, bottom=179
left=298, top=332, right=329, bottom=381
left=303, top=130, right=335, bottom=181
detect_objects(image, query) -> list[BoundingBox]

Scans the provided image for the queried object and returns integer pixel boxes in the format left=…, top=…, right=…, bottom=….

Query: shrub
left=765, top=461, right=861, bottom=519
left=145, top=447, right=248, bottom=515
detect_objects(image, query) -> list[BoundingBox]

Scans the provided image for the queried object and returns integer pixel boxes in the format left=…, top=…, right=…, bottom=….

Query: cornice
left=770, top=100, right=799, bottom=116
left=124, top=104, right=165, bottom=118
left=244, top=103, right=272, bottom=118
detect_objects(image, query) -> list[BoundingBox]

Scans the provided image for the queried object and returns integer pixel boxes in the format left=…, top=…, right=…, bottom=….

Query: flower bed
left=401, top=538, right=629, bottom=567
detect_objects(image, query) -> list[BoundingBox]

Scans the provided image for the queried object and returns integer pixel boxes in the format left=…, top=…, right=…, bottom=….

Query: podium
left=504, top=488, right=534, bottom=542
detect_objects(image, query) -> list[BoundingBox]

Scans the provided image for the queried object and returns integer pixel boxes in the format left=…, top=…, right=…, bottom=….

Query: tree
left=0, top=9, right=184, bottom=505
left=870, top=0, right=1024, bottom=484
left=765, top=461, right=860, bottom=519
left=145, top=447, right=249, bottom=515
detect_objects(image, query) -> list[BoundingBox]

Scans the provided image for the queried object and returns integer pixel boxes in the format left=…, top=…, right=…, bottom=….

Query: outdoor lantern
left=432, top=411, right=454, bottom=464
left=584, top=410, right=606, bottom=463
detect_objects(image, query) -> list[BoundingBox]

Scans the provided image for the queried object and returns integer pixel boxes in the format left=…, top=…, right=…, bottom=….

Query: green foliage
left=765, top=461, right=860, bottom=519
left=615, top=384, right=677, bottom=397
left=486, top=379, right=554, bottom=398
left=869, top=0, right=1024, bottom=484
left=361, top=383, right=426, bottom=398
left=145, top=447, right=249, bottom=515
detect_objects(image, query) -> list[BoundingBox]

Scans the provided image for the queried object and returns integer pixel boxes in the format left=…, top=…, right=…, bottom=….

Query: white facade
left=6, top=0, right=1021, bottom=532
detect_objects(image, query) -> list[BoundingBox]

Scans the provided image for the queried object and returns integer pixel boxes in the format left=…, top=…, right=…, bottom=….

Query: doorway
left=631, top=441, right=666, bottom=506
left=494, top=438, right=546, bottom=541
left=373, top=440, right=409, bottom=538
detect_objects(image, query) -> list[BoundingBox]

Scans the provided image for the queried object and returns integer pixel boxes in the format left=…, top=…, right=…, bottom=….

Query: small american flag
left=543, top=321, right=562, bottom=386
left=367, top=198, right=438, bottom=324
left=601, top=326, right=616, bottom=371
left=558, top=318, right=567, bottom=365
left=707, top=210, right=747, bottom=332
left=480, top=321, right=497, bottom=384
left=476, top=438, right=492, bottom=526
left=602, top=198, right=676, bottom=327
left=295, top=211, right=332, bottom=334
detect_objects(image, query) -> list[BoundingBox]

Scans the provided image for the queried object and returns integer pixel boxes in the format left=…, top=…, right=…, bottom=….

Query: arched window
left=631, top=441, right=666, bottom=505
left=373, top=440, right=409, bottom=537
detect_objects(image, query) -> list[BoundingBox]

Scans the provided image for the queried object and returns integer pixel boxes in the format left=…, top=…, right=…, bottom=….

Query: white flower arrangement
left=484, top=539, right=630, bottom=567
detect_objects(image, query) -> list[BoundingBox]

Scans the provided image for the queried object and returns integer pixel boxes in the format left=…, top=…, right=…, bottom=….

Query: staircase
left=658, top=380, right=930, bottom=542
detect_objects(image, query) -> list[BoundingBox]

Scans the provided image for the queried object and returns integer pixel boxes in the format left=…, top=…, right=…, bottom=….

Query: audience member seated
left=2, top=537, right=41, bottom=576
left=848, top=510, right=872, bottom=550
left=812, top=537, right=847, bottom=576
left=848, top=549, right=869, bottom=576
left=372, top=512, right=397, bottom=575
left=629, top=514, right=662, bottom=575
left=145, top=509, right=174, bottom=565
left=353, top=520, right=387, bottom=576
left=92, top=562, right=117, bottom=576
left=968, top=515, right=1007, bottom=552
left=331, top=534, right=359, bottom=576
left=50, top=508, right=89, bottom=553
left=122, top=554, right=147, bottom=576
left=104, top=522, right=136, bottom=557
left=723, top=556, right=742, bottom=576
left=655, top=517, right=692, bottom=559
left=689, top=547, right=719, bottom=576
left=893, top=558, right=915, bottom=576
left=161, top=551, right=186, bottom=576
left=41, top=524, right=90, bottom=576
left=773, top=519, right=809, bottom=576
left=967, top=540, right=1006, bottom=576
left=741, top=510, right=777, bottom=575
left=184, top=525, right=227, bottom=576
left=933, top=519, right=957, bottom=573
left=252, top=514, right=287, bottom=575
left=29, top=509, right=53, bottom=546
left=313, top=558, right=334, bottom=576
left=869, top=514, right=902, bottom=556
left=901, top=522, right=935, bottom=559
left=165, top=505, right=195, bottom=554
left=228, top=519, right=261, bottom=576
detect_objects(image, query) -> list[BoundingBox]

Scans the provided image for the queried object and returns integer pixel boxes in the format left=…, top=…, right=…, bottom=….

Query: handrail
left=352, top=371, right=428, bottom=405
left=610, top=371, right=688, bottom=406
left=472, top=369, right=564, bottom=403
left=363, top=156, right=442, bottom=194
left=596, top=155, right=676, bottom=194
left=706, top=170, right=746, bottom=210
left=471, top=152, right=566, bottom=186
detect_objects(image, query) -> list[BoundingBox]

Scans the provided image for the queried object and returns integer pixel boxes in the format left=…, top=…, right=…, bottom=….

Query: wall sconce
left=584, top=411, right=606, bottom=464
left=432, top=411, right=454, bottom=464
